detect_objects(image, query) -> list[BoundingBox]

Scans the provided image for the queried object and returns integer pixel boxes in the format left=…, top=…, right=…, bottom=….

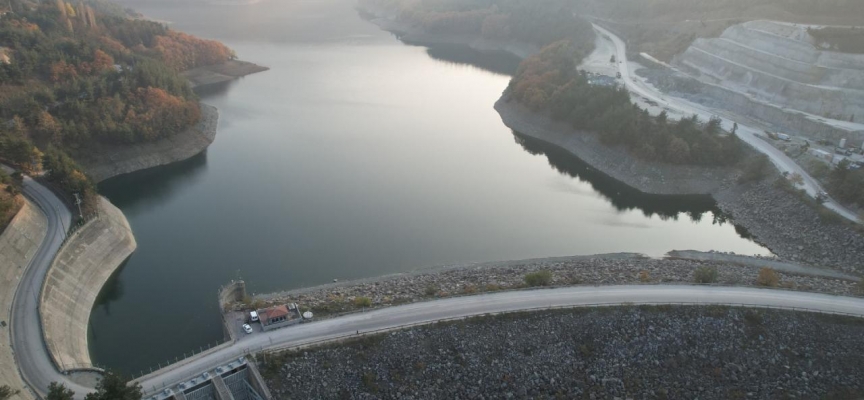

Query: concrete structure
left=0, top=199, right=47, bottom=400
left=256, top=304, right=301, bottom=332
left=39, top=197, right=136, bottom=372
left=147, top=357, right=272, bottom=400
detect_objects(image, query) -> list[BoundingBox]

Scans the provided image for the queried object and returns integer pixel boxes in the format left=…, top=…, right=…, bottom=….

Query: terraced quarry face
left=674, top=20, right=864, bottom=128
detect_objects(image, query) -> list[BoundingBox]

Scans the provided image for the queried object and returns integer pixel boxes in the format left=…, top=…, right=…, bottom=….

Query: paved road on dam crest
left=133, top=285, right=864, bottom=395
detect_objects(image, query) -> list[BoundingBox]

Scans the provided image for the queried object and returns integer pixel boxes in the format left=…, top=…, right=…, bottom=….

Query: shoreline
left=183, top=60, right=270, bottom=89
left=79, top=103, right=219, bottom=183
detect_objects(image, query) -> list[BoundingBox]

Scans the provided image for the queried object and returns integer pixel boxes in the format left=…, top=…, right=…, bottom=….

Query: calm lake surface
left=92, top=0, right=769, bottom=374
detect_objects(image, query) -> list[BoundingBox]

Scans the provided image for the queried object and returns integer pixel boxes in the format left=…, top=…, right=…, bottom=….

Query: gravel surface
left=260, top=306, right=864, bottom=399
left=716, top=181, right=864, bottom=274
left=247, top=255, right=861, bottom=318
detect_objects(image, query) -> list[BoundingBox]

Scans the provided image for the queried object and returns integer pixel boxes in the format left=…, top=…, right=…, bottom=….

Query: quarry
left=670, top=20, right=864, bottom=148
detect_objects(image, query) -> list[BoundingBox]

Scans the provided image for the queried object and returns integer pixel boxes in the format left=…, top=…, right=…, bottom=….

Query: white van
left=250, top=311, right=259, bottom=322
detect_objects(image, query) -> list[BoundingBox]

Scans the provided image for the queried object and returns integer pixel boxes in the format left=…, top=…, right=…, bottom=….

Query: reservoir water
left=93, top=0, right=769, bottom=374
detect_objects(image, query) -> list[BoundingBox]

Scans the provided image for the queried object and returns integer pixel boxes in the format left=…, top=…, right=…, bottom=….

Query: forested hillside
left=0, top=0, right=235, bottom=212
left=360, top=0, right=595, bottom=50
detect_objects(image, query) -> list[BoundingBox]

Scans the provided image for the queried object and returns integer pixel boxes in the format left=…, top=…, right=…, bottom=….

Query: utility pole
left=73, top=192, right=83, bottom=220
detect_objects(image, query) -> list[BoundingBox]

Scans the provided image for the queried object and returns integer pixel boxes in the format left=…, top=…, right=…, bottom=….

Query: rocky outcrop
left=78, top=103, right=218, bottom=183
left=39, top=196, right=136, bottom=371
left=263, top=306, right=864, bottom=399
left=0, top=200, right=46, bottom=400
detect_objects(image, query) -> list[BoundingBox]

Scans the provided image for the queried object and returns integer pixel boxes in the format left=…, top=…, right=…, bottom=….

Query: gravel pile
left=260, top=307, right=864, bottom=399
left=248, top=256, right=860, bottom=318
left=717, top=181, right=864, bottom=274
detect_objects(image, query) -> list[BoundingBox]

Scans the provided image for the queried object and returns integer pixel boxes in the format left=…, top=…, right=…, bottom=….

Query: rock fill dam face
left=674, top=20, right=864, bottom=125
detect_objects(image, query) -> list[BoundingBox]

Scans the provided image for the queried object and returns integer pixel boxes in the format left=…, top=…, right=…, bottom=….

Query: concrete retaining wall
left=0, top=199, right=46, bottom=400
left=39, top=196, right=136, bottom=371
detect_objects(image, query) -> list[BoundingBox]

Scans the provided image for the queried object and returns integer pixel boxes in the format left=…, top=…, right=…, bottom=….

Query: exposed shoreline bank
left=78, top=103, right=219, bottom=183
left=183, top=60, right=270, bottom=89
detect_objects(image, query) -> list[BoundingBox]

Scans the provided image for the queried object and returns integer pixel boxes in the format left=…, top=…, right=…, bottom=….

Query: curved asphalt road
left=592, top=23, right=861, bottom=224
left=133, top=285, right=864, bottom=395
left=9, top=176, right=84, bottom=398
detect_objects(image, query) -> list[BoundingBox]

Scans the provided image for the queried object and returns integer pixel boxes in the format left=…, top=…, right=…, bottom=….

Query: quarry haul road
left=8, top=177, right=88, bottom=398
left=133, top=285, right=864, bottom=396
left=591, top=23, right=861, bottom=224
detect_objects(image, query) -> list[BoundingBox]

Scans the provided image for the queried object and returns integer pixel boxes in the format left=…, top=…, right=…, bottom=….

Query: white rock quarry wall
left=673, top=21, right=864, bottom=123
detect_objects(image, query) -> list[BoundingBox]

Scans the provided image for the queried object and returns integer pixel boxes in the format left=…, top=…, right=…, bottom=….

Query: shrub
left=756, top=268, right=780, bottom=287
left=424, top=285, right=439, bottom=297
left=855, top=279, right=864, bottom=295
left=738, top=155, right=770, bottom=184
left=524, top=271, right=553, bottom=287
left=638, top=270, right=650, bottom=282
left=1, top=385, right=17, bottom=400
left=354, top=297, right=372, bottom=308
left=693, top=266, right=718, bottom=284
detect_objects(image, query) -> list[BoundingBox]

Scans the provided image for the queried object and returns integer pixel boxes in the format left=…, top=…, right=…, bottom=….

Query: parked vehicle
left=250, top=311, right=259, bottom=322
left=242, top=324, right=253, bottom=334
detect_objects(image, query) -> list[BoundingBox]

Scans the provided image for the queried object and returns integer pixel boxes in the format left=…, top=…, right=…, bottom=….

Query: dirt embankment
left=77, top=103, right=218, bottom=183
left=183, top=60, right=270, bottom=89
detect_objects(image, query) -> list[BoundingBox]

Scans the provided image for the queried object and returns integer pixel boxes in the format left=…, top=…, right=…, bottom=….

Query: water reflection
left=98, top=151, right=208, bottom=211
left=423, top=43, right=521, bottom=76
left=513, top=131, right=729, bottom=224
left=192, top=79, right=240, bottom=98
left=92, top=258, right=130, bottom=314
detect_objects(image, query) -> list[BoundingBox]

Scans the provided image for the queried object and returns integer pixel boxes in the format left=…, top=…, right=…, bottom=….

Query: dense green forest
left=508, top=41, right=744, bottom=166
left=0, top=0, right=235, bottom=211
left=360, top=0, right=595, bottom=48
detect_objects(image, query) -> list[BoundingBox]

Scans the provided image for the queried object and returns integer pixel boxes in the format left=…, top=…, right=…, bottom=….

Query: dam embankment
left=39, top=197, right=136, bottom=371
